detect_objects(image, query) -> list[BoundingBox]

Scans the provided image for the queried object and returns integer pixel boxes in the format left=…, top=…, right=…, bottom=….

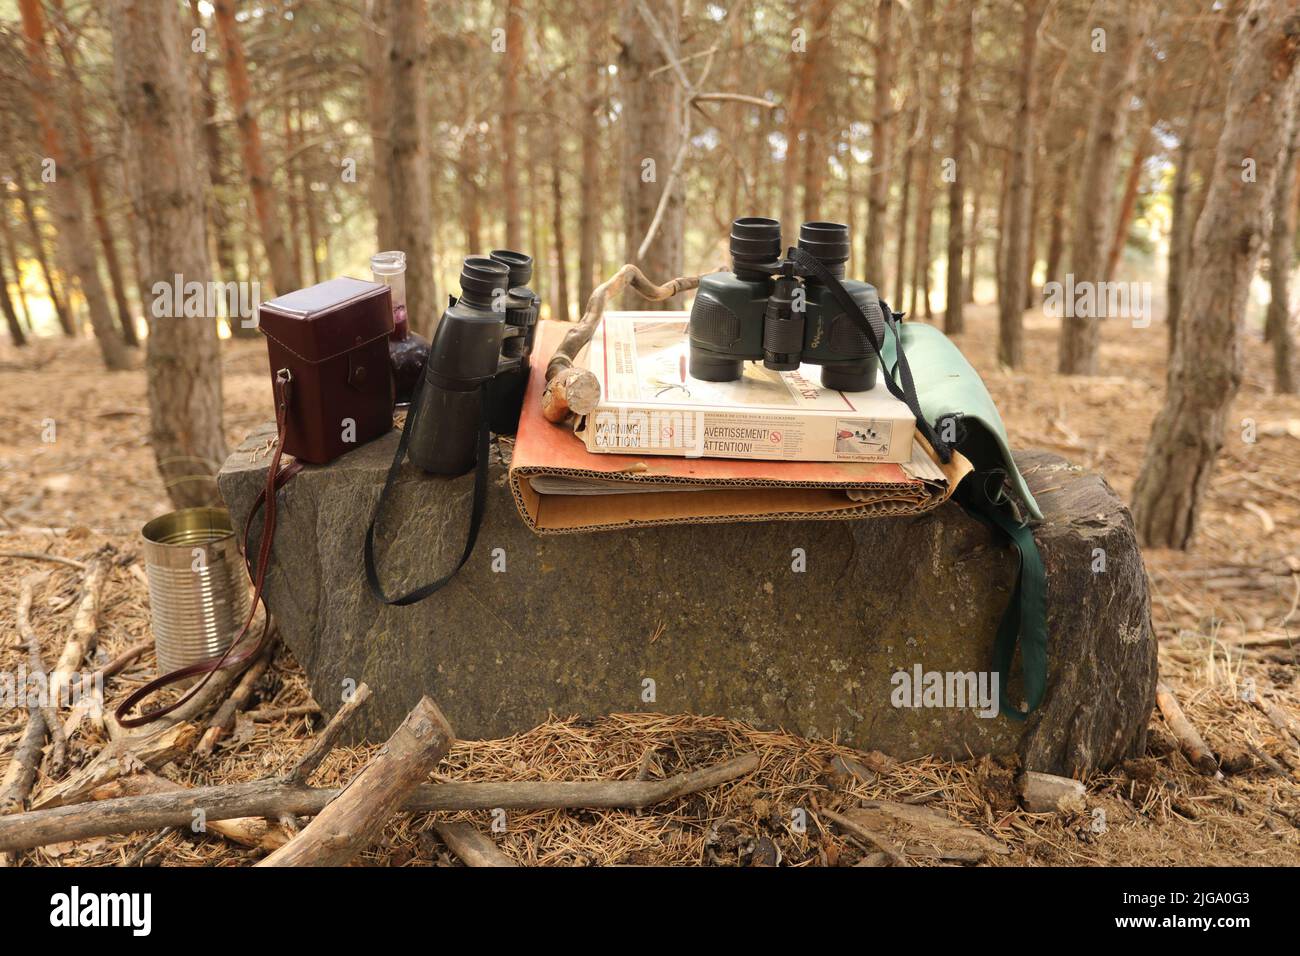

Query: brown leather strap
left=116, top=370, right=297, bottom=728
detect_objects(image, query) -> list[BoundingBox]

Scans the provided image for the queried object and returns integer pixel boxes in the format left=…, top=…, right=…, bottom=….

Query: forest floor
left=1, top=302, right=1298, bottom=867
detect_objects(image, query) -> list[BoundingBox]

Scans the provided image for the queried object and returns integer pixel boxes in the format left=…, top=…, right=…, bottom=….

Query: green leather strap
left=956, top=471, right=1048, bottom=720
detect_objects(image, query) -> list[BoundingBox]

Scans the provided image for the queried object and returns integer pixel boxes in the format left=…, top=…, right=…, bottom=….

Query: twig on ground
left=434, top=821, right=518, bottom=867
left=818, top=807, right=911, bottom=867
left=1155, top=681, right=1222, bottom=777
left=195, top=633, right=279, bottom=756
left=258, top=696, right=455, bottom=866
left=282, top=682, right=371, bottom=785
left=0, top=551, right=88, bottom=571
left=0, top=752, right=761, bottom=854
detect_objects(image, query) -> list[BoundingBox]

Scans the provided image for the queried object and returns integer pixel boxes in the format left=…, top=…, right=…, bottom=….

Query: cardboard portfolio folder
left=507, top=320, right=971, bottom=535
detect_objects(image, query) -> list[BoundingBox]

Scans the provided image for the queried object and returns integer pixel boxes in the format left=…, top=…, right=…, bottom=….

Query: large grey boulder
left=218, top=425, right=1155, bottom=775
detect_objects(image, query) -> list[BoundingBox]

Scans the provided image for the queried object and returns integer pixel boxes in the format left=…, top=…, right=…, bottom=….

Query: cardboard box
left=507, top=321, right=972, bottom=535
left=573, top=312, right=916, bottom=463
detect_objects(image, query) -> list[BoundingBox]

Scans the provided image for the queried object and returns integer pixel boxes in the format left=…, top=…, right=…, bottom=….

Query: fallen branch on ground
left=51, top=556, right=108, bottom=736
left=1155, top=681, right=1221, bottom=777
left=0, top=551, right=88, bottom=571
left=434, top=821, right=518, bottom=867
left=92, top=772, right=292, bottom=852
left=259, top=696, right=455, bottom=866
left=0, top=752, right=760, bottom=854
left=195, top=633, right=279, bottom=756
left=818, top=806, right=910, bottom=867
left=282, top=683, right=371, bottom=786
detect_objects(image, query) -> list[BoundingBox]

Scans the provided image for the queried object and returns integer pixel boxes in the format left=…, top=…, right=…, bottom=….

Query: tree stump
left=218, top=426, right=1156, bottom=775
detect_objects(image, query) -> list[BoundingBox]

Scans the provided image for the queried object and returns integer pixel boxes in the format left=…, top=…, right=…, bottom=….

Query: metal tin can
left=141, top=507, right=250, bottom=674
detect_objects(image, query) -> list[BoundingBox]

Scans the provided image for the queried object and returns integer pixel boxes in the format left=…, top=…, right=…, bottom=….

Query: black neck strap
left=787, top=246, right=952, bottom=463
left=364, top=379, right=491, bottom=606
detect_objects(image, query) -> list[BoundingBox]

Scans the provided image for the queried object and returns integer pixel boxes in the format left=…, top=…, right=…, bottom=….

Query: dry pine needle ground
left=1, top=304, right=1298, bottom=866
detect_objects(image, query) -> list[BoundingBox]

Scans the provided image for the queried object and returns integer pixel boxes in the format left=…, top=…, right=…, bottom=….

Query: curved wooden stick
left=541, top=264, right=700, bottom=423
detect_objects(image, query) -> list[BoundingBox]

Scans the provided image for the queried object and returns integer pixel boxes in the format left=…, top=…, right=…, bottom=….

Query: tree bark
left=998, top=0, right=1046, bottom=368
left=0, top=250, right=26, bottom=346
left=865, top=0, right=894, bottom=284
left=1131, top=0, right=1300, bottom=548
left=1267, top=116, right=1299, bottom=393
left=297, top=97, right=323, bottom=286
left=549, top=107, right=571, bottom=322
left=1044, top=157, right=1069, bottom=289
left=384, top=0, right=436, bottom=336
left=1057, top=0, right=1151, bottom=374
left=893, top=107, right=914, bottom=307
left=578, top=10, right=606, bottom=310
left=212, top=0, right=301, bottom=296
left=1106, top=123, right=1154, bottom=279
left=18, top=0, right=130, bottom=370
left=188, top=1, right=250, bottom=337
left=10, top=168, right=73, bottom=337
left=503, top=0, right=524, bottom=250
left=910, top=0, right=939, bottom=320
left=964, top=163, right=982, bottom=305
left=111, top=0, right=228, bottom=508
left=364, top=0, right=396, bottom=251
left=49, top=0, right=138, bottom=348
left=945, top=1, right=975, bottom=334
left=0, top=207, right=31, bottom=336
left=618, top=0, right=686, bottom=308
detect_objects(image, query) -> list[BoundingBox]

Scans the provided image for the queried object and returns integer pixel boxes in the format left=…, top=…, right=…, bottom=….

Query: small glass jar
left=370, top=250, right=429, bottom=405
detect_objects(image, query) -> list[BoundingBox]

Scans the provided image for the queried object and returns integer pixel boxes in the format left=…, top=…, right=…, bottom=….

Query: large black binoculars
left=688, top=218, right=884, bottom=392
left=407, top=251, right=539, bottom=475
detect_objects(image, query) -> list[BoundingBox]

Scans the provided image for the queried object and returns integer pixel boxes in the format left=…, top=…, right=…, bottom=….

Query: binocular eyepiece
left=407, top=250, right=539, bottom=475
left=729, top=217, right=851, bottom=280
left=688, top=216, right=882, bottom=392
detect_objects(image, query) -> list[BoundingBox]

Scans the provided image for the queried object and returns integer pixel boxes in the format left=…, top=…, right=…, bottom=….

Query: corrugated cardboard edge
left=508, top=319, right=973, bottom=535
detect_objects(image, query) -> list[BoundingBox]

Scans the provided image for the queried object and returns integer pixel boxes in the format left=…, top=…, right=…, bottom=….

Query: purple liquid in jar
left=391, top=302, right=409, bottom=341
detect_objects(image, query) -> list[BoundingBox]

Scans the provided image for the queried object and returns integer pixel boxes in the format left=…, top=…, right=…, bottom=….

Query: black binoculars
left=406, top=251, right=539, bottom=475
left=688, top=218, right=884, bottom=392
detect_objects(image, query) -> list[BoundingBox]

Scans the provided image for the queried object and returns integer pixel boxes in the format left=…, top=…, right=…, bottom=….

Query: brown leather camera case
left=258, top=277, right=395, bottom=464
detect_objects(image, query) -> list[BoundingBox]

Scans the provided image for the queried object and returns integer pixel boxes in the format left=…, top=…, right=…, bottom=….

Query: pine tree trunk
left=283, top=107, right=307, bottom=286
left=1268, top=117, right=1299, bottom=393
left=864, top=0, right=894, bottom=284
left=893, top=110, right=913, bottom=307
left=550, top=127, right=571, bottom=322
left=0, top=250, right=26, bottom=346
left=384, top=0, right=436, bottom=335
left=503, top=0, right=524, bottom=250
left=10, top=169, right=73, bottom=337
left=998, top=0, right=1045, bottom=367
left=1131, top=0, right=1299, bottom=548
left=18, top=0, right=129, bottom=370
left=212, top=0, right=300, bottom=296
left=298, top=98, right=323, bottom=286
left=460, top=102, right=483, bottom=255
left=50, top=0, right=138, bottom=347
left=618, top=0, right=685, bottom=307
left=0, top=199, right=33, bottom=333
left=1057, top=0, right=1150, bottom=374
left=365, top=0, right=396, bottom=251
left=189, top=1, right=249, bottom=336
left=945, top=1, right=975, bottom=334
left=578, top=63, right=601, bottom=310
left=1022, top=170, right=1041, bottom=310
left=910, top=0, right=938, bottom=320
left=1106, top=123, right=1153, bottom=279
left=964, top=165, right=982, bottom=305
left=111, top=0, right=228, bottom=508
left=1044, top=158, right=1069, bottom=289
